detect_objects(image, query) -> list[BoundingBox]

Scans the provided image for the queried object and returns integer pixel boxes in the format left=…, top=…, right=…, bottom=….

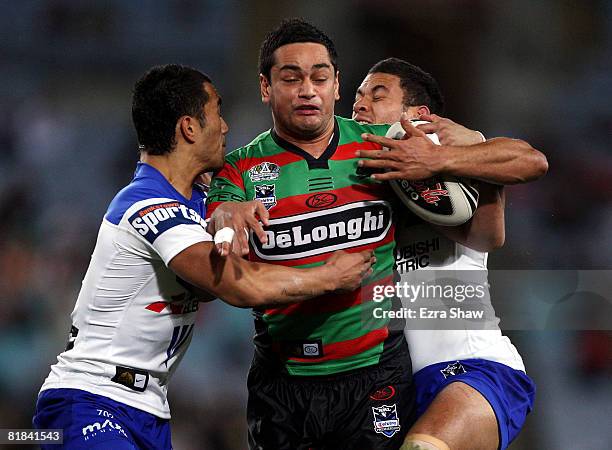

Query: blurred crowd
left=0, top=1, right=610, bottom=449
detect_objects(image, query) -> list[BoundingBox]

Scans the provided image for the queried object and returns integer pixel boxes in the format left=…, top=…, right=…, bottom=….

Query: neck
left=140, top=150, right=203, bottom=199
left=274, top=117, right=335, bottom=158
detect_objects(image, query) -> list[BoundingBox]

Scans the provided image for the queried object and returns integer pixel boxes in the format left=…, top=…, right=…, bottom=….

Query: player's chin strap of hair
left=401, top=434, right=450, bottom=450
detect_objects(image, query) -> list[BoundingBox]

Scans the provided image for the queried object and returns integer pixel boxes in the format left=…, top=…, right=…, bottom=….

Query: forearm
left=220, top=257, right=334, bottom=307
left=437, top=137, right=548, bottom=185
left=170, top=242, right=334, bottom=308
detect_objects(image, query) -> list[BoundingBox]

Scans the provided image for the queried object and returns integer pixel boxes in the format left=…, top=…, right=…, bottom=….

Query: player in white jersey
left=353, top=58, right=547, bottom=450
left=33, top=64, right=374, bottom=450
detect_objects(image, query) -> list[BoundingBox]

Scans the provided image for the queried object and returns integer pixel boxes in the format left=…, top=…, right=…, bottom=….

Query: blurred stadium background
left=1, top=1, right=611, bottom=449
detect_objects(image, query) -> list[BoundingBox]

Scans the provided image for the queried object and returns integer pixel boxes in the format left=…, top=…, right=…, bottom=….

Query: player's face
left=352, top=73, right=419, bottom=124
left=261, top=42, right=340, bottom=139
left=199, top=82, right=228, bottom=171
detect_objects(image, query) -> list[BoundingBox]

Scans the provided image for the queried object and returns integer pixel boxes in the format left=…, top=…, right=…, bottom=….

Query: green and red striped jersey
left=207, top=116, right=403, bottom=376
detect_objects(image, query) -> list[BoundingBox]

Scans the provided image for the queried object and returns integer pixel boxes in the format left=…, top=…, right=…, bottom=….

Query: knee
left=401, top=433, right=450, bottom=450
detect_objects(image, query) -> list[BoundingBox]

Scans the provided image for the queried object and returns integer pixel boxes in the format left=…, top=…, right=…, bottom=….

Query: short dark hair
left=368, top=57, right=445, bottom=114
left=258, top=18, right=338, bottom=81
left=132, top=64, right=211, bottom=155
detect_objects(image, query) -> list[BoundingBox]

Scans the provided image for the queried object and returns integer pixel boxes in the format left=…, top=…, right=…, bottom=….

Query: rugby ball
left=385, top=121, right=479, bottom=226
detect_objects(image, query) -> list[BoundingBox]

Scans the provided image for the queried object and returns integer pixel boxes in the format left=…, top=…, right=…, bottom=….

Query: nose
left=221, top=117, right=229, bottom=134
left=353, top=97, right=368, bottom=115
left=299, top=78, right=316, bottom=99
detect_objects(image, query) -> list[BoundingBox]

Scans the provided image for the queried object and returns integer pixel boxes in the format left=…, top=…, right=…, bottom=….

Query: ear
left=334, top=70, right=340, bottom=101
left=179, top=116, right=197, bottom=144
left=260, top=74, right=271, bottom=104
left=416, top=105, right=430, bottom=116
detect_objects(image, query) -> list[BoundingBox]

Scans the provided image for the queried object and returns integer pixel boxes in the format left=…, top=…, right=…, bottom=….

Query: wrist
left=312, top=264, right=336, bottom=293
left=435, top=145, right=454, bottom=176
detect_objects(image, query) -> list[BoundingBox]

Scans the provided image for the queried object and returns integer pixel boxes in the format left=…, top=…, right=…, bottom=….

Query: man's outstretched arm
left=169, top=243, right=374, bottom=308
left=358, top=114, right=548, bottom=185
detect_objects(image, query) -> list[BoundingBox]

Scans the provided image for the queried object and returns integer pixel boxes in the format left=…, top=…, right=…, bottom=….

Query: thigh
left=34, top=389, right=171, bottom=450
left=409, top=381, right=499, bottom=450
left=34, top=389, right=138, bottom=450
left=327, top=361, right=416, bottom=450
left=247, top=365, right=313, bottom=450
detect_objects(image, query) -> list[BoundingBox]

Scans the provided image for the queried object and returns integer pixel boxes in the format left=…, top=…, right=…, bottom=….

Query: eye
left=283, top=78, right=299, bottom=83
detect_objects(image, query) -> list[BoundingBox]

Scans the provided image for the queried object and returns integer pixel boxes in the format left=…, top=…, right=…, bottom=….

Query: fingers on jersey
left=400, top=112, right=428, bottom=138
left=208, top=200, right=269, bottom=256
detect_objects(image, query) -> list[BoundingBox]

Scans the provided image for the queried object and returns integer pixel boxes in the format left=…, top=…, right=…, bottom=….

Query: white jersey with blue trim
left=40, top=163, right=212, bottom=419
left=396, top=213, right=526, bottom=374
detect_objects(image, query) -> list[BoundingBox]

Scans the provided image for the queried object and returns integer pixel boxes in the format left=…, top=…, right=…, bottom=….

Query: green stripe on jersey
left=264, top=298, right=393, bottom=342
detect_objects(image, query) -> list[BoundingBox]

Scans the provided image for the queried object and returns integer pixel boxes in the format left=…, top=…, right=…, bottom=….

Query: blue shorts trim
left=33, top=388, right=172, bottom=450
left=413, top=359, right=535, bottom=450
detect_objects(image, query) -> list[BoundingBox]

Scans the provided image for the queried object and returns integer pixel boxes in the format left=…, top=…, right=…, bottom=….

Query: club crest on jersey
left=440, top=361, right=467, bottom=379
left=251, top=201, right=392, bottom=261
left=249, top=162, right=280, bottom=182
left=372, top=404, right=401, bottom=438
left=254, top=184, right=277, bottom=210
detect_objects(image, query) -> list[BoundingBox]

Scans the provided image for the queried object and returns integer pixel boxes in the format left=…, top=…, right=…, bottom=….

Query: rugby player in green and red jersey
left=206, top=19, right=546, bottom=450
left=207, top=19, right=414, bottom=449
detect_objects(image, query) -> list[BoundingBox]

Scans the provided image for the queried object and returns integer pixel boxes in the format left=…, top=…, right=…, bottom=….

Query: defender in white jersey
left=353, top=58, right=547, bottom=450
left=33, top=64, right=374, bottom=450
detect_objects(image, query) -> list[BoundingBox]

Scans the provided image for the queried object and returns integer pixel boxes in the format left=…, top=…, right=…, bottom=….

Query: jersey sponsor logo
left=129, top=201, right=206, bottom=243
left=248, top=162, right=280, bottom=181
left=395, top=238, right=440, bottom=273
left=372, top=404, right=401, bottom=438
left=82, top=418, right=128, bottom=441
left=440, top=361, right=467, bottom=379
left=251, top=201, right=392, bottom=261
left=369, top=385, right=396, bottom=401
left=305, top=192, right=337, bottom=208
left=254, top=184, right=277, bottom=210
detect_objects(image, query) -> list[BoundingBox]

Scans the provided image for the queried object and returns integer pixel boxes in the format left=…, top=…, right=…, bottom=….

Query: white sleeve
left=125, top=199, right=213, bottom=266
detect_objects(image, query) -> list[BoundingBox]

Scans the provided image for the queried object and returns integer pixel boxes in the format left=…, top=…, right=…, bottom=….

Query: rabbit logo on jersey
left=129, top=201, right=206, bottom=243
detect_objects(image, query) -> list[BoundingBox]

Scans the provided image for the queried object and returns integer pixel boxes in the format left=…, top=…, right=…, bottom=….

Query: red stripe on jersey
left=215, top=164, right=245, bottom=190
left=146, top=302, right=168, bottom=313
left=331, top=141, right=383, bottom=161
left=264, top=275, right=394, bottom=316
left=286, top=327, right=389, bottom=363
left=268, top=183, right=391, bottom=219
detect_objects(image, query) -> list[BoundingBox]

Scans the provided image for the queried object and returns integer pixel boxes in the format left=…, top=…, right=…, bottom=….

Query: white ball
left=385, top=121, right=479, bottom=226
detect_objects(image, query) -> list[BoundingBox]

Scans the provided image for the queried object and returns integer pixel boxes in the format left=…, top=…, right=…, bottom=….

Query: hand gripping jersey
left=207, top=117, right=404, bottom=376
left=396, top=211, right=525, bottom=374
left=40, top=163, right=212, bottom=418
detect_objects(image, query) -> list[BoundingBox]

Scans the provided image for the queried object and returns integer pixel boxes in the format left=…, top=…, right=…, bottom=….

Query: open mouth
left=295, top=105, right=320, bottom=115
left=354, top=115, right=372, bottom=124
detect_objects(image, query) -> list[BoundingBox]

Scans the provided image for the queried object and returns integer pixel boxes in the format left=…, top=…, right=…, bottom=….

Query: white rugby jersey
left=396, top=213, right=525, bottom=374
left=41, top=163, right=212, bottom=418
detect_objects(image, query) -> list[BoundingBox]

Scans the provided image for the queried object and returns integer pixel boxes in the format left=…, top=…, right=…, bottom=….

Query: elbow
left=222, top=288, right=263, bottom=309
left=519, top=142, right=549, bottom=183
left=534, top=150, right=549, bottom=179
